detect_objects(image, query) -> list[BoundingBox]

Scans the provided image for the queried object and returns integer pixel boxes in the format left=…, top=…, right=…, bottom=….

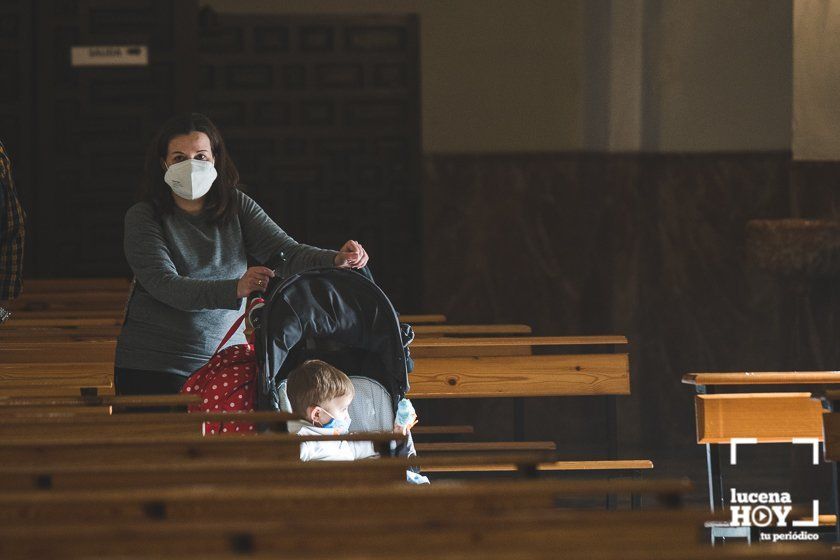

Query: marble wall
left=419, top=152, right=821, bottom=454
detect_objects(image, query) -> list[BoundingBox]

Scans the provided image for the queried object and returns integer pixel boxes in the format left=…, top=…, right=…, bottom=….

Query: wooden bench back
left=0, top=509, right=714, bottom=559
left=695, top=393, right=825, bottom=444
left=0, top=478, right=692, bottom=526
left=821, top=411, right=840, bottom=461
left=409, top=354, right=630, bottom=398
left=0, top=362, right=114, bottom=396
left=23, top=278, right=131, bottom=293
left=0, top=341, right=117, bottom=363
left=0, top=432, right=402, bottom=467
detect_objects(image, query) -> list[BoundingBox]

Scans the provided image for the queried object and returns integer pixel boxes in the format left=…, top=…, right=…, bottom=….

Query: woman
left=114, top=113, right=368, bottom=395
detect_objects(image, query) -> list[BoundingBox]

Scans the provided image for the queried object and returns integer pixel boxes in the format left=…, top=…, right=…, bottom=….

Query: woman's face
left=163, top=131, right=215, bottom=168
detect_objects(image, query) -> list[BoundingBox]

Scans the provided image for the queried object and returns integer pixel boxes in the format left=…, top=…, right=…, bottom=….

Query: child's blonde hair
left=286, top=359, right=355, bottom=416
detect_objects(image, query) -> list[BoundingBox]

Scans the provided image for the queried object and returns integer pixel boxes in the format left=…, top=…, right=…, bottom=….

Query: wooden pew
left=53, top=548, right=836, bottom=560
left=695, top=393, right=825, bottom=443
left=23, top=277, right=131, bottom=293
left=410, top=334, right=626, bottom=358
left=0, top=340, right=116, bottom=363
left=0, top=431, right=404, bottom=467
left=0, top=324, right=121, bottom=341
left=8, top=309, right=125, bottom=320
left=0, top=410, right=298, bottom=439
left=399, top=313, right=446, bottom=324
left=0, top=508, right=714, bottom=559
left=7, top=291, right=129, bottom=312
left=0, top=478, right=693, bottom=525
left=0, top=452, right=555, bottom=492
left=0, top=394, right=199, bottom=409
left=413, top=323, right=532, bottom=337
left=47, top=546, right=830, bottom=560
left=0, top=334, right=622, bottom=362
left=0, top=361, right=115, bottom=396
left=407, top=342, right=638, bottom=503
left=409, top=354, right=629, bottom=398
left=0, top=316, right=123, bottom=328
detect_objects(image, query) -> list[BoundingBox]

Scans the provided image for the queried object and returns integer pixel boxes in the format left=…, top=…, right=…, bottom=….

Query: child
left=286, top=359, right=429, bottom=483
left=285, top=359, right=380, bottom=461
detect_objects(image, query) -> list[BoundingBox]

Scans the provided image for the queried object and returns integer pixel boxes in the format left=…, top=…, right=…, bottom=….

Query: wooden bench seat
left=0, top=478, right=693, bottom=525
left=416, top=441, right=557, bottom=453
left=0, top=384, right=115, bottom=397
left=683, top=371, right=840, bottom=386
left=23, top=277, right=131, bottom=293
left=72, top=546, right=832, bottom=560
left=0, top=317, right=123, bottom=328
left=0, top=394, right=199, bottom=409
left=410, top=334, right=627, bottom=358
left=412, top=324, right=533, bottom=337
left=422, top=459, right=654, bottom=473
left=0, top=411, right=297, bottom=439
left=399, top=313, right=446, bottom=324
left=0, top=362, right=114, bottom=395
left=0, top=325, right=121, bottom=341
left=0, top=508, right=720, bottom=559
left=0, top=340, right=117, bottom=363
left=410, top=424, right=474, bottom=435
left=7, top=309, right=125, bottom=320
left=8, top=292, right=129, bottom=313
left=0, top=508, right=716, bottom=559
left=0, top=432, right=404, bottom=466
left=0, top=452, right=555, bottom=492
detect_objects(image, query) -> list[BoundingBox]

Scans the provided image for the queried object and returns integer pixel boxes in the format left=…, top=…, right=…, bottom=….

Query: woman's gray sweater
left=115, top=190, right=337, bottom=378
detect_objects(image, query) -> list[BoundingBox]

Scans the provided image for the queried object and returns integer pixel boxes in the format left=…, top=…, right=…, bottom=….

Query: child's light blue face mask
left=319, top=409, right=351, bottom=434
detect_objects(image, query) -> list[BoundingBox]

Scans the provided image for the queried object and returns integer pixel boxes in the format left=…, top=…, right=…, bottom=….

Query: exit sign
left=70, top=45, right=149, bottom=67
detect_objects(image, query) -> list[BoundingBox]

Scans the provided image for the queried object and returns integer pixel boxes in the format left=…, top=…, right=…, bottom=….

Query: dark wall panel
left=30, top=0, right=197, bottom=277
left=196, top=11, right=422, bottom=311
left=422, top=153, right=794, bottom=452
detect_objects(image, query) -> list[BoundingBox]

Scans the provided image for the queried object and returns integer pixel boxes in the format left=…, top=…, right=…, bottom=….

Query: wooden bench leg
left=833, top=452, right=840, bottom=543
left=601, top=469, right=646, bottom=511
left=513, top=398, right=525, bottom=441
left=698, top=385, right=726, bottom=513
left=705, top=442, right=725, bottom=512
left=605, top=395, right=619, bottom=510
left=630, top=469, right=642, bottom=510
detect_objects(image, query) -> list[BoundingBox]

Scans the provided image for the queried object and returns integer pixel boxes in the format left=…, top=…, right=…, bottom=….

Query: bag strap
left=214, top=297, right=265, bottom=354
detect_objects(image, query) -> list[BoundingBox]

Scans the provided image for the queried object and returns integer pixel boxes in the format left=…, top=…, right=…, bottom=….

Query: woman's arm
left=124, top=204, right=240, bottom=312
left=238, top=193, right=337, bottom=276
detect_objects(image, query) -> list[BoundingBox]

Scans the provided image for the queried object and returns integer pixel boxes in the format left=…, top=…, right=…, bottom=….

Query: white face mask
left=164, top=159, right=218, bottom=201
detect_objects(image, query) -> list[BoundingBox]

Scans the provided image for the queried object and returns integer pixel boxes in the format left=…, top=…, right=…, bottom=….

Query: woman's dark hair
left=140, top=113, right=240, bottom=223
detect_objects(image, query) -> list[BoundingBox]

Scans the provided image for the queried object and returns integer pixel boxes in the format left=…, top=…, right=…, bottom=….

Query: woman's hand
left=237, top=266, right=275, bottom=298
left=334, top=240, right=369, bottom=269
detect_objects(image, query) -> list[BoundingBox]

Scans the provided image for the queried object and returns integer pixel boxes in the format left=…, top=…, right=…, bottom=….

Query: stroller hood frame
left=252, top=268, right=410, bottom=412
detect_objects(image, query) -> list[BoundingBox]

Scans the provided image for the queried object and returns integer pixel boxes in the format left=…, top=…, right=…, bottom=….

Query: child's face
left=310, top=392, right=353, bottom=426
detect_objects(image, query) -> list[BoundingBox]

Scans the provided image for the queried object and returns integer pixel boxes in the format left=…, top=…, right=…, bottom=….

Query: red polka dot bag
left=181, top=298, right=264, bottom=435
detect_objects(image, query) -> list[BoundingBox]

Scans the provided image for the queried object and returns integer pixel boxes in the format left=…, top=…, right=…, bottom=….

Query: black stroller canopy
left=253, top=268, right=410, bottom=412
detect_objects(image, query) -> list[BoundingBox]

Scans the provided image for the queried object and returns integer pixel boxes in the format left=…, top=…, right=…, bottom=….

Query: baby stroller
left=249, top=266, right=416, bottom=456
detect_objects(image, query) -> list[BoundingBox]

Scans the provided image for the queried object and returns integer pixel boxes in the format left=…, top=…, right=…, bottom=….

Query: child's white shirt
left=288, top=419, right=378, bottom=462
